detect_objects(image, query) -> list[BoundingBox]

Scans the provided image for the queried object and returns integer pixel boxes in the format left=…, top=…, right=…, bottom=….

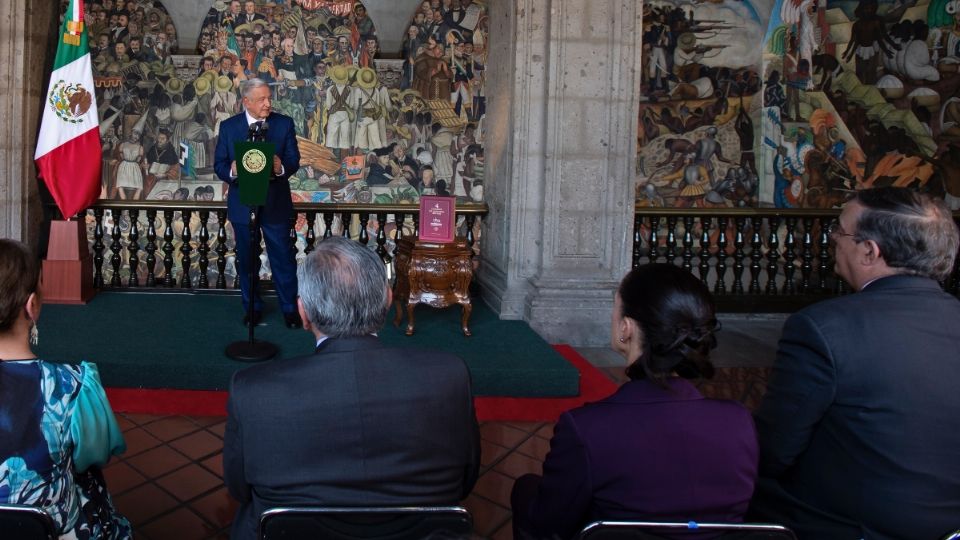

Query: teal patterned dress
left=0, top=360, right=132, bottom=539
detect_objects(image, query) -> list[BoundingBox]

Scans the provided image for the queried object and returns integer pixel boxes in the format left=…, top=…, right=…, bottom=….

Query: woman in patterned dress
left=0, top=239, right=132, bottom=540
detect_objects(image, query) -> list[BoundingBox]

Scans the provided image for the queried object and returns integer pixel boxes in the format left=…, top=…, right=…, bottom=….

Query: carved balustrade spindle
left=698, top=216, right=710, bottom=283
left=215, top=210, right=227, bottom=289
left=413, top=212, right=420, bottom=237
left=682, top=216, right=694, bottom=273
left=633, top=213, right=643, bottom=268
left=647, top=216, right=660, bottom=264
left=800, top=217, right=814, bottom=292
left=127, top=209, right=140, bottom=287
left=323, top=212, right=334, bottom=239
left=665, top=216, right=678, bottom=264
left=376, top=213, right=390, bottom=263
left=732, top=217, right=747, bottom=294
left=817, top=216, right=831, bottom=291
left=145, top=209, right=157, bottom=287
left=715, top=216, right=728, bottom=294
left=782, top=217, right=797, bottom=294
left=197, top=211, right=210, bottom=289
left=178, top=210, right=193, bottom=288
left=359, top=214, right=370, bottom=245
left=766, top=216, right=780, bottom=295
left=465, top=215, right=477, bottom=251
left=93, top=208, right=105, bottom=288
left=110, top=209, right=122, bottom=287
left=748, top=218, right=763, bottom=293
left=162, top=210, right=175, bottom=287
left=304, top=212, right=317, bottom=254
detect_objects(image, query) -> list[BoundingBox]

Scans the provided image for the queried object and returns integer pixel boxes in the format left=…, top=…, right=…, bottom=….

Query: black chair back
left=259, top=506, right=473, bottom=540
left=0, top=504, right=57, bottom=540
left=577, top=521, right=797, bottom=540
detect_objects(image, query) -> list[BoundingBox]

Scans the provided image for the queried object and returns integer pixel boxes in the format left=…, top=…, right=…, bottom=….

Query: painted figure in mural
left=401, top=25, right=421, bottom=90
left=146, top=128, right=178, bottom=184
left=735, top=97, right=757, bottom=175
left=779, top=0, right=819, bottom=74
left=325, top=65, right=358, bottom=156
left=450, top=34, right=474, bottom=118
left=763, top=70, right=787, bottom=119
left=237, top=0, right=266, bottom=26
left=413, top=36, right=452, bottom=99
left=113, top=131, right=145, bottom=200
left=842, top=0, right=899, bottom=85
left=645, top=12, right=672, bottom=93
left=784, top=58, right=811, bottom=121
left=353, top=67, right=391, bottom=151
left=694, top=127, right=734, bottom=183
left=430, top=121, right=456, bottom=187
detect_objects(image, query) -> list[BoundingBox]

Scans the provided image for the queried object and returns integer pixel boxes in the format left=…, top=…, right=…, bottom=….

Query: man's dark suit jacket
left=223, top=335, right=481, bottom=540
left=513, top=378, right=758, bottom=540
left=752, top=275, right=960, bottom=539
left=213, top=111, right=300, bottom=226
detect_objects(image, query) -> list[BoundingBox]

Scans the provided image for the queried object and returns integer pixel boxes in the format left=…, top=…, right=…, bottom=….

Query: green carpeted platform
left=36, top=292, right=579, bottom=397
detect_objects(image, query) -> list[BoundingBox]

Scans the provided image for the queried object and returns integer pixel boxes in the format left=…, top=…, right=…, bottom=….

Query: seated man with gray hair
left=750, top=187, right=960, bottom=539
left=223, top=237, right=480, bottom=540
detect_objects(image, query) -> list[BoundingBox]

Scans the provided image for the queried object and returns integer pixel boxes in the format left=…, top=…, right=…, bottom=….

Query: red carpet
left=105, top=345, right=619, bottom=421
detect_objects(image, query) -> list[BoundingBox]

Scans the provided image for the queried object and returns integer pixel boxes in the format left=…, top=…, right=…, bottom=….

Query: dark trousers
left=233, top=218, right=298, bottom=314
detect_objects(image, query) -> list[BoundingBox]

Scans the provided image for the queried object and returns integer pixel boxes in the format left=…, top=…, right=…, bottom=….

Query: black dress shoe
left=283, top=312, right=302, bottom=329
left=243, top=311, right=263, bottom=327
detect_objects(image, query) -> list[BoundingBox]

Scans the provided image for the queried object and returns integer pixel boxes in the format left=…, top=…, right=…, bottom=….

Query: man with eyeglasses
left=750, top=187, right=960, bottom=539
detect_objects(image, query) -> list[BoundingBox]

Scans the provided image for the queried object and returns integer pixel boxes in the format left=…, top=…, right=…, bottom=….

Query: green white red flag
left=35, top=0, right=102, bottom=219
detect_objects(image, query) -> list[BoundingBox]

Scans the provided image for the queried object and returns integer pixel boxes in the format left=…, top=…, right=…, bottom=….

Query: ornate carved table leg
left=461, top=302, right=472, bottom=337
left=405, top=302, right=417, bottom=336
left=393, top=298, right=405, bottom=328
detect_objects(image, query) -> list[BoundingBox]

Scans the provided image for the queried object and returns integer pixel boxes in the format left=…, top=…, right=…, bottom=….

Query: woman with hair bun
left=511, top=264, right=758, bottom=539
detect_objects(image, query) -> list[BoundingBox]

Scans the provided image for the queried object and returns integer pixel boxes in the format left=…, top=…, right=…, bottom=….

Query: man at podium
left=214, top=78, right=302, bottom=329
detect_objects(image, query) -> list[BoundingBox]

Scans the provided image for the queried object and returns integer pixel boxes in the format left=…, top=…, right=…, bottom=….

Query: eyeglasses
left=826, top=219, right=857, bottom=239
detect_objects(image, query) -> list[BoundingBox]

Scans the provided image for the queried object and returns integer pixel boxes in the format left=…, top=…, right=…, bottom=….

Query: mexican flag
left=35, top=0, right=102, bottom=219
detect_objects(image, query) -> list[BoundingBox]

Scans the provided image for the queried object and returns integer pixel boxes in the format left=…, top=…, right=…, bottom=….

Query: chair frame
left=258, top=505, right=472, bottom=539
left=0, top=503, right=58, bottom=540
left=578, top=520, right=797, bottom=539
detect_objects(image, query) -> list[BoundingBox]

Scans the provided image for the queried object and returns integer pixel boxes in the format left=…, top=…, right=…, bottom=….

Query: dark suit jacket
left=214, top=111, right=300, bottom=225
left=223, top=335, right=481, bottom=540
left=753, top=275, right=960, bottom=539
left=514, top=379, right=758, bottom=540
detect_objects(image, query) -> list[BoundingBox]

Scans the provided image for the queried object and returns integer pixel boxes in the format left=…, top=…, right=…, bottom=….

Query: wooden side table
left=393, top=237, right=473, bottom=336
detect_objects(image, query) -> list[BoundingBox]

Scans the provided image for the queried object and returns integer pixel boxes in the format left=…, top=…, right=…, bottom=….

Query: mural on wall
left=85, top=0, right=489, bottom=207
left=758, top=0, right=960, bottom=208
left=636, top=0, right=772, bottom=208
left=75, top=0, right=488, bottom=286
left=637, top=0, right=960, bottom=209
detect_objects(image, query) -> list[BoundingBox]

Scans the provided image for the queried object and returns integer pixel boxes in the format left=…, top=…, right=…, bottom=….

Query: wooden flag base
left=42, top=220, right=95, bottom=304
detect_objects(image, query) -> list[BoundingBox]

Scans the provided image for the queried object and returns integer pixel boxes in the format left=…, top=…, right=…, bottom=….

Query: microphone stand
left=226, top=121, right=279, bottom=362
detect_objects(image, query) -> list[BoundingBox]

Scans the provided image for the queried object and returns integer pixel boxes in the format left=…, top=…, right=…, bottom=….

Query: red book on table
left=418, top=195, right=456, bottom=243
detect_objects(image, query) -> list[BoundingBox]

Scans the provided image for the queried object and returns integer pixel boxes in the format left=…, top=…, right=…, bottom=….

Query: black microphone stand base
left=225, top=339, right=278, bottom=362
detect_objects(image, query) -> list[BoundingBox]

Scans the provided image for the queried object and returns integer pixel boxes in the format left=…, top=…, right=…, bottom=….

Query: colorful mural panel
left=637, top=0, right=772, bottom=208
left=84, top=0, right=489, bottom=206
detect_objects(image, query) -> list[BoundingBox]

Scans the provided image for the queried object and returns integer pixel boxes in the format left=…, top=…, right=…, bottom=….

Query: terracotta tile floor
left=104, top=366, right=772, bottom=539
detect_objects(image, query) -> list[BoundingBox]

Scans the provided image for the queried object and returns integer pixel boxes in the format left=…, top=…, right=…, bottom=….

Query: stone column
left=480, top=0, right=642, bottom=346
left=0, top=0, right=57, bottom=245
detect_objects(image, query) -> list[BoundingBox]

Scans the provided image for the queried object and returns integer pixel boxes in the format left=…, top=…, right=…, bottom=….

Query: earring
left=29, top=320, right=39, bottom=346
left=618, top=336, right=626, bottom=343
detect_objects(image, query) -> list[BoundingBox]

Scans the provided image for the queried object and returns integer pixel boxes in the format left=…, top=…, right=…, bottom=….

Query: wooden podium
left=393, top=237, right=473, bottom=336
left=42, top=220, right=95, bottom=304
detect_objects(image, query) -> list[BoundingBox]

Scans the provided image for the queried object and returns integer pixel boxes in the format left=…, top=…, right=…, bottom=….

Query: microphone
left=259, top=120, right=269, bottom=140
left=247, top=122, right=259, bottom=141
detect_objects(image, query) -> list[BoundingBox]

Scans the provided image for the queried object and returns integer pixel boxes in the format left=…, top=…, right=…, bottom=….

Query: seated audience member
left=750, top=187, right=960, bottom=539
left=511, top=264, right=758, bottom=540
left=0, top=239, right=131, bottom=539
left=223, top=237, right=480, bottom=540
